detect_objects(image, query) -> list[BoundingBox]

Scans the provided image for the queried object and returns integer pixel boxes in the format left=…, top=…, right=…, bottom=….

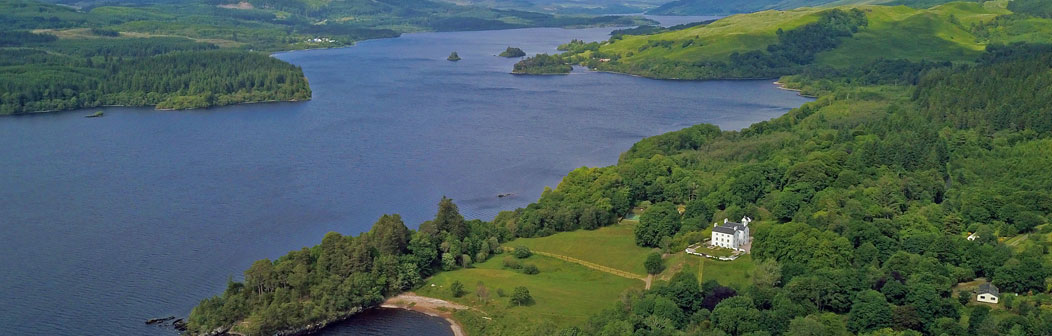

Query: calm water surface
left=0, top=16, right=809, bottom=335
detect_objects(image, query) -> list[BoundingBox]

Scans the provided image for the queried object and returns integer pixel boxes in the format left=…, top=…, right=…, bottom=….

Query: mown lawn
left=692, top=245, right=736, bottom=257
left=508, top=221, right=656, bottom=276
left=416, top=252, right=643, bottom=329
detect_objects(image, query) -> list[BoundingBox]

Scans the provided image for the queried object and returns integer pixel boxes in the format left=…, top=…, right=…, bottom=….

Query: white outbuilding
left=977, top=283, right=1000, bottom=304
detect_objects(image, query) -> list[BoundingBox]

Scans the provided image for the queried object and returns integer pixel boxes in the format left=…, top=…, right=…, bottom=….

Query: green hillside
left=646, top=0, right=967, bottom=15
left=524, top=1, right=1051, bottom=79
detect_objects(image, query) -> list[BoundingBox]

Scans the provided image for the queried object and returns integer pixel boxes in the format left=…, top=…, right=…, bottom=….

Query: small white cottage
left=977, top=283, right=1000, bottom=304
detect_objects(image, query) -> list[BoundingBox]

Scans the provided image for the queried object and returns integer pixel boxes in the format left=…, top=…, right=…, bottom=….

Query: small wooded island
left=499, top=47, right=526, bottom=57
left=447, top=52, right=461, bottom=61
left=512, top=54, right=572, bottom=74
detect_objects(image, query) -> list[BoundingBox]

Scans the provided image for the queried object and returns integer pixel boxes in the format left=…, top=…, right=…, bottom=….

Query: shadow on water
left=320, top=308, right=453, bottom=336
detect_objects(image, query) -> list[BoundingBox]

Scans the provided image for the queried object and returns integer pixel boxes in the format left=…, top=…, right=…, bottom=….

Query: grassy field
left=420, top=216, right=765, bottom=332
left=509, top=221, right=656, bottom=276
left=412, top=214, right=772, bottom=334
left=416, top=253, right=643, bottom=329
left=660, top=252, right=757, bottom=289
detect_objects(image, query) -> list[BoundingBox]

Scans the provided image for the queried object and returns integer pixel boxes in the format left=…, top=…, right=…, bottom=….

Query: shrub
left=645, top=252, right=665, bottom=275
left=510, top=286, right=533, bottom=306
left=441, top=253, right=457, bottom=271
left=522, top=264, right=540, bottom=275
left=957, top=291, right=971, bottom=306
left=514, top=246, right=533, bottom=259
left=503, top=257, right=523, bottom=269
left=450, top=280, right=465, bottom=297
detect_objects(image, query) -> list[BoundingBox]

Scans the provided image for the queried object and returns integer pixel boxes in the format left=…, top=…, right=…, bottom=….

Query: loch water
left=0, top=16, right=811, bottom=335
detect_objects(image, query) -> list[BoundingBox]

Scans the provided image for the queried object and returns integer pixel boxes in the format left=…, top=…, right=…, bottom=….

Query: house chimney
left=723, top=218, right=728, bottom=224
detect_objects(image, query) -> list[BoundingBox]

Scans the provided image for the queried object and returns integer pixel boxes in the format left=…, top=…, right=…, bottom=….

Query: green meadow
left=416, top=252, right=644, bottom=330
left=509, top=221, right=656, bottom=276
left=671, top=254, right=757, bottom=290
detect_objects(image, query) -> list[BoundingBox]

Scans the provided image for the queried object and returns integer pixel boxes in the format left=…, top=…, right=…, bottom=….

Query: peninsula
left=512, top=54, right=572, bottom=74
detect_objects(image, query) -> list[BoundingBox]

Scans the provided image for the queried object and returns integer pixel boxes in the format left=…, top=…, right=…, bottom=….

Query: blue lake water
left=0, top=16, right=810, bottom=335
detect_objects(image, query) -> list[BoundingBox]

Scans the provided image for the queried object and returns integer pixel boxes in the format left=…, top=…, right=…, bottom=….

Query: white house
left=967, top=232, right=978, bottom=241
left=977, top=283, right=1000, bottom=304
left=711, top=216, right=751, bottom=250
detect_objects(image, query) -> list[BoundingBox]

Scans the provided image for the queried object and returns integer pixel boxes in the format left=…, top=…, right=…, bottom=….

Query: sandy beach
left=380, top=293, right=470, bottom=336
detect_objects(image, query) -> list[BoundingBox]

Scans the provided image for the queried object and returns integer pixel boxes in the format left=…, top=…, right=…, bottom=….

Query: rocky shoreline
left=175, top=307, right=365, bottom=336
left=270, top=307, right=363, bottom=336
left=176, top=297, right=465, bottom=336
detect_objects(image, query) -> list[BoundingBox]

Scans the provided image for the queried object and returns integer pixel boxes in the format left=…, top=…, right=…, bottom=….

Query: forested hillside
left=567, top=41, right=1052, bottom=336
left=1007, top=0, right=1052, bottom=18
